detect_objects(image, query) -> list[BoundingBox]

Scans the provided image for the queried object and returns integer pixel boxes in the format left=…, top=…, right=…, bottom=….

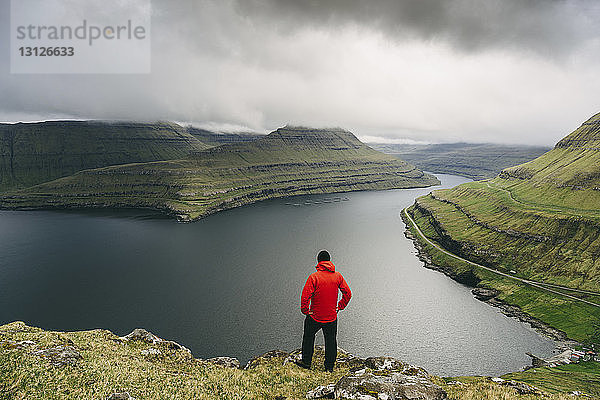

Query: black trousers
left=301, top=315, right=337, bottom=370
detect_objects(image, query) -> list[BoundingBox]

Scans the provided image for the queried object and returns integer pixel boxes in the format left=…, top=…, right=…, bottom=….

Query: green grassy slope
left=0, top=126, right=439, bottom=221
left=0, top=322, right=585, bottom=399
left=0, top=121, right=210, bottom=192
left=408, top=112, right=600, bottom=343
left=370, top=142, right=550, bottom=180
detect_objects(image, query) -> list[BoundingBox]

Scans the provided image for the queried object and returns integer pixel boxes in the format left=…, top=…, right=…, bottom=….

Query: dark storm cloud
left=0, top=0, right=599, bottom=145
left=235, top=0, right=598, bottom=57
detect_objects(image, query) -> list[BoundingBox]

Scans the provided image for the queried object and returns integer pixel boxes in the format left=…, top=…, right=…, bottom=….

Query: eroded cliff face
left=0, top=121, right=210, bottom=191
left=0, top=126, right=439, bottom=221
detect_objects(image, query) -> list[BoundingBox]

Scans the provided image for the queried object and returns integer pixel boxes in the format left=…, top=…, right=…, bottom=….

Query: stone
left=33, top=345, right=82, bottom=367
left=471, top=288, right=500, bottom=301
left=141, top=348, right=161, bottom=356
left=123, top=328, right=161, bottom=344
left=526, top=352, right=548, bottom=368
left=106, top=392, right=136, bottom=400
left=364, top=357, right=428, bottom=378
left=245, top=350, right=289, bottom=369
left=1, top=339, right=36, bottom=350
left=207, top=356, right=240, bottom=369
left=306, top=384, right=335, bottom=399
left=502, top=380, right=538, bottom=395
left=122, top=328, right=191, bottom=354
left=334, top=369, right=447, bottom=400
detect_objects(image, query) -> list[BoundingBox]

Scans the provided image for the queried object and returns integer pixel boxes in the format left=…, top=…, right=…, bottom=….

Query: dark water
left=0, top=174, right=555, bottom=376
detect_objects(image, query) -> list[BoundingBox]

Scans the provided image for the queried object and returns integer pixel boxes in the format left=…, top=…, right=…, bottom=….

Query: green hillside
left=407, top=112, right=600, bottom=343
left=0, top=121, right=211, bottom=192
left=369, top=142, right=550, bottom=180
left=0, top=126, right=439, bottom=221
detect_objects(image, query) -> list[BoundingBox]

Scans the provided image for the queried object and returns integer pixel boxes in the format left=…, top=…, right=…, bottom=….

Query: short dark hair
left=317, top=250, right=330, bottom=262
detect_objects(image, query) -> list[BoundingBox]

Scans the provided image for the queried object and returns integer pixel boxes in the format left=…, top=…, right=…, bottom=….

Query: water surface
left=0, top=174, right=555, bottom=375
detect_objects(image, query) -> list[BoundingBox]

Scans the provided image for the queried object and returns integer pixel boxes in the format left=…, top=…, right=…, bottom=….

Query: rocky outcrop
left=122, top=328, right=191, bottom=353
left=471, top=288, right=500, bottom=301
left=306, top=354, right=447, bottom=400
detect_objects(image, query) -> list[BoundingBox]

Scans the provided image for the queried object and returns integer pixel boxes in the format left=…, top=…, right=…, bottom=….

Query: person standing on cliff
left=296, top=250, right=352, bottom=372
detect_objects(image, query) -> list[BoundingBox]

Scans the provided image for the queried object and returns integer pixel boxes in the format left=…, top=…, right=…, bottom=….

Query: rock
left=306, top=384, right=335, bottom=399
left=141, top=348, right=161, bottom=356
left=2, top=339, right=36, bottom=350
left=502, top=380, right=538, bottom=395
left=364, top=357, right=428, bottom=378
left=489, top=377, right=504, bottom=383
left=123, top=328, right=161, bottom=344
left=207, top=356, right=240, bottom=369
left=334, top=368, right=448, bottom=400
left=33, top=345, right=82, bottom=367
left=106, top=392, right=136, bottom=400
left=122, top=328, right=191, bottom=354
left=471, top=288, right=500, bottom=301
left=526, top=352, right=548, bottom=368
left=283, top=349, right=303, bottom=366
left=245, top=350, right=289, bottom=369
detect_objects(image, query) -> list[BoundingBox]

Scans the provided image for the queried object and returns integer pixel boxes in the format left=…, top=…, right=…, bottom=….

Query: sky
left=0, top=0, right=599, bottom=145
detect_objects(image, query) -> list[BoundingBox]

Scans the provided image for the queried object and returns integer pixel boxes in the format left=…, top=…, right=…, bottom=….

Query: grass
left=406, top=204, right=600, bottom=343
left=0, top=322, right=590, bottom=400
left=1, top=126, right=439, bottom=221
left=502, top=362, right=600, bottom=396
left=0, top=121, right=211, bottom=192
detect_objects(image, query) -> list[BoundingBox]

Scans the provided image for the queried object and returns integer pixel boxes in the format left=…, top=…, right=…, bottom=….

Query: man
left=297, top=250, right=352, bottom=372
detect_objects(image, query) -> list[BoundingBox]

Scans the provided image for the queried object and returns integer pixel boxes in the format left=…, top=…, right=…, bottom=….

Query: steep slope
left=185, top=126, right=262, bottom=146
left=1, top=126, right=439, bottom=221
left=0, top=121, right=210, bottom=191
left=370, top=142, right=550, bottom=180
left=407, top=112, right=600, bottom=342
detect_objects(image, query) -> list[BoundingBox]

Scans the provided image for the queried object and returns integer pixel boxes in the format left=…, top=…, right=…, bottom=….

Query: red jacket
left=301, top=261, right=352, bottom=323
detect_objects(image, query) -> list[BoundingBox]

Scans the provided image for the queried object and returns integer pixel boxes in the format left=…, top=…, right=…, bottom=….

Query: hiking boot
left=293, top=360, right=311, bottom=370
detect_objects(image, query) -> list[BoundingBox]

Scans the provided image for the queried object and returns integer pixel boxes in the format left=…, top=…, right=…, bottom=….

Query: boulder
left=306, top=384, right=335, bottom=399
left=123, top=328, right=161, bottom=344
left=334, top=368, right=447, bottom=400
left=33, top=345, right=82, bottom=367
left=471, top=288, right=500, bottom=301
left=207, top=356, right=240, bottom=369
left=122, top=328, right=191, bottom=354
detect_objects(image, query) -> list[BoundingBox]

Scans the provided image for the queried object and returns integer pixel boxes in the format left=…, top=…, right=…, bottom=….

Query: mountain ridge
left=406, top=112, right=600, bottom=346
left=1, top=125, right=439, bottom=221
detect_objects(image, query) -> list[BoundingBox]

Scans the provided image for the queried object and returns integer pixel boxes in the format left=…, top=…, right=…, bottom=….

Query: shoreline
left=400, top=212, right=579, bottom=365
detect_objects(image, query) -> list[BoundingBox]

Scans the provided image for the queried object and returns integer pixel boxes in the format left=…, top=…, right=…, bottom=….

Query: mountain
left=185, top=126, right=262, bottom=146
left=369, top=142, right=550, bottom=180
left=1, top=126, right=439, bottom=221
left=406, top=112, right=600, bottom=343
left=0, top=121, right=211, bottom=192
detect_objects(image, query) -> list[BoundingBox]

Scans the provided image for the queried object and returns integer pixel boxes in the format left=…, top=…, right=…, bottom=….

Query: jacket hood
left=316, top=261, right=335, bottom=272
